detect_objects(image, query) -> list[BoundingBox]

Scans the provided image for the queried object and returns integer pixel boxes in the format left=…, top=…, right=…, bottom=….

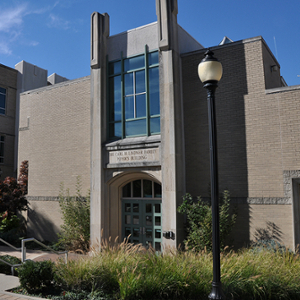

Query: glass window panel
left=0, top=87, right=6, bottom=94
left=149, top=67, right=160, bottom=116
left=0, top=108, right=4, bottom=115
left=124, top=73, right=134, bottom=95
left=0, top=94, right=5, bottom=110
left=135, top=70, right=145, bottom=93
left=133, top=203, right=139, bottom=213
left=146, top=216, right=152, bottom=226
left=133, top=180, right=141, bottom=197
left=154, top=182, right=162, bottom=198
left=109, top=61, right=121, bottom=75
left=146, top=229, right=152, bottom=238
left=125, top=96, right=134, bottom=119
left=133, top=228, right=140, bottom=237
left=136, top=94, right=146, bottom=118
left=148, top=52, right=159, bottom=66
left=124, top=203, right=131, bottom=212
left=155, top=242, right=161, bottom=252
left=123, top=183, right=131, bottom=198
left=146, top=203, right=152, bottom=213
left=133, top=240, right=139, bottom=244
left=124, top=55, right=145, bottom=72
left=0, top=136, right=4, bottom=142
left=125, top=215, right=131, bottom=225
left=109, top=122, right=122, bottom=139
left=0, top=158, right=3, bottom=163
left=109, top=76, right=121, bottom=122
left=125, top=119, right=146, bottom=136
left=133, top=215, right=139, bottom=225
left=143, top=180, right=152, bottom=198
left=155, top=216, right=161, bottom=226
left=150, top=117, right=160, bottom=134
left=125, top=228, right=131, bottom=237
left=155, top=229, right=161, bottom=239
left=155, top=204, right=161, bottom=213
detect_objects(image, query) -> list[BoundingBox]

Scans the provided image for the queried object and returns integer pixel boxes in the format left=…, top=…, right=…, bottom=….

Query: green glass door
left=122, top=199, right=162, bottom=251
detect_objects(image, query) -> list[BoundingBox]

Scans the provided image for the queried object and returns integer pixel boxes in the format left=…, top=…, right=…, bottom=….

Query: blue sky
left=0, top=0, right=300, bottom=86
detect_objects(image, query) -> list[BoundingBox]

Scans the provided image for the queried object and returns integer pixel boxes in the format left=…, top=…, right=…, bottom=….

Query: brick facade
left=182, top=36, right=300, bottom=248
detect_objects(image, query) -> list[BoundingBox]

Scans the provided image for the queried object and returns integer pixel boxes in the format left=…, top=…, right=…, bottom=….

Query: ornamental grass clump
left=52, top=238, right=300, bottom=300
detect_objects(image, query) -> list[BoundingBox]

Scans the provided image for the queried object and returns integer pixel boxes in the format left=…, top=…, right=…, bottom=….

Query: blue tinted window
left=125, top=96, right=134, bottom=119
left=108, top=52, right=160, bottom=139
left=124, top=55, right=144, bottom=72
left=135, top=70, right=145, bottom=94
left=124, top=73, right=134, bottom=95
left=148, top=52, right=159, bottom=66
left=136, top=94, right=146, bottom=118
left=109, top=76, right=121, bottom=121
left=109, top=61, right=121, bottom=75
left=150, top=117, right=160, bottom=134
left=149, top=67, right=160, bottom=116
left=126, top=119, right=146, bottom=136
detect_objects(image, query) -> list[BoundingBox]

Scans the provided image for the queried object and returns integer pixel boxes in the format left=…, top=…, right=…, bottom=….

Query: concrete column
left=156, top=0, right=185, bottom=248
left=90, top=12, right=109, bottom=247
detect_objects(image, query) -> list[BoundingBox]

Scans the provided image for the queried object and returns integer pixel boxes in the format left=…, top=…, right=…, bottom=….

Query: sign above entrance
left=107, top=147, right=160, bottom=167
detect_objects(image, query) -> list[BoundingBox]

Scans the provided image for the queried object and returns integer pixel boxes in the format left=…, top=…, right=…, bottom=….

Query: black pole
left=204, top=81, right=225, bottom=300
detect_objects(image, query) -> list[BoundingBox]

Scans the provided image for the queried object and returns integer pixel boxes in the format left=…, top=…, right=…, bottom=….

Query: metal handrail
left=0, top=237, right=68, bottom=275
left=0, top=238, right=21, bottom=251
left=21, top=238, right=68, bottom=263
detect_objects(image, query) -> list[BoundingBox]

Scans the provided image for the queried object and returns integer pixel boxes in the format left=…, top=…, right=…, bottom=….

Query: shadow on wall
left=26, top=206, right=60, bottom=242
left=182, top=43, right=250, bottom=248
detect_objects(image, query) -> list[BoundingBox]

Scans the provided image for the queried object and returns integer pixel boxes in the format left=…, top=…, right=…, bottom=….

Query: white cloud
left=48, top=13, right=70, bottom=30
left=0, top=3, right=28, bottom=32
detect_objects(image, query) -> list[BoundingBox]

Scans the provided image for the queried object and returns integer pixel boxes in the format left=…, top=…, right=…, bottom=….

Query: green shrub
left=17, top=260, right=55, bottom=292
left=0, top=214, right=20, bottom=232
left=177, top=190, right=237, bottom=252
left=0, top=255, right=21, bottom=275
left=58, top=177, right=90, bottom=252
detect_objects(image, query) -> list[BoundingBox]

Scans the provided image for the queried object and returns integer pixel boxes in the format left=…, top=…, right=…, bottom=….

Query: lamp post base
left=208, top=282, right=226, bottom=300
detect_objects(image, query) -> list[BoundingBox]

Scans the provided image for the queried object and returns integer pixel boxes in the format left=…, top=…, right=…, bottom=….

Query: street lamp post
left=198, top=49, right=225, bottom=300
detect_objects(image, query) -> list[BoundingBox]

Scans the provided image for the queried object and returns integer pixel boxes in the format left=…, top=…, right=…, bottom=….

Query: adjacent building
left=13, top=0, right=300, bottom=250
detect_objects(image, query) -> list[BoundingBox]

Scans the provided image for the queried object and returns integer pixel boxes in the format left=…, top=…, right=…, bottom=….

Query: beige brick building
left=14, top=0, right=300, bottom=250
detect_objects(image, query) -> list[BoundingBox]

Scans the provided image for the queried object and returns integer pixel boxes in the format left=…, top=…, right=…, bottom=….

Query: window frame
left=0, top=87, right=6, bottom=116
left=107, top=47, right=160, bottom=140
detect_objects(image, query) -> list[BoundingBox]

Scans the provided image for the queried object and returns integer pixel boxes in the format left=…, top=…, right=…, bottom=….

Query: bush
left=0, top=255, right=21, bottom=275
left=177, top=190, right=237, bottom=252
left=17, top=260, right=55, bottom=292
left=58, top=177, right=90, bottom=252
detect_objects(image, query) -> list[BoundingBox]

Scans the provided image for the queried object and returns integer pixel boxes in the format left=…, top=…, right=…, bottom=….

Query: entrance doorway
left=122, top=179, right=162, bottom=251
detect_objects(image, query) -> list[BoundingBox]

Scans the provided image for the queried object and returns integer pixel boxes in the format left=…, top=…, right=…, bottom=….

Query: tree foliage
left=0, top=160, right=28, bottom=219
left=177, top=190, right=237, bottom=252
left=58, top=177, right=90, bottom=253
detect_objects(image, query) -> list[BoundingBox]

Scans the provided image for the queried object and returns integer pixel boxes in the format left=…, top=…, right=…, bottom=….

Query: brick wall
left=18, top=76, right=91, bottom=197
left=18, top=77, right=91, bottom=241
left=181, top=36, right=300, bottom=248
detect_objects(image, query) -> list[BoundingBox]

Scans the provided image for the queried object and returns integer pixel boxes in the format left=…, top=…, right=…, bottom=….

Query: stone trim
left=283, top=170, right=300, bottom=198
left=201, top=197, right=291, bottom=205
left=27, top=196, right=59, bottom=202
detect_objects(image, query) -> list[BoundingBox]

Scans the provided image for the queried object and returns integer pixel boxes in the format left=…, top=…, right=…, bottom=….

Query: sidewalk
left=0, top=246, right=82, bottom=300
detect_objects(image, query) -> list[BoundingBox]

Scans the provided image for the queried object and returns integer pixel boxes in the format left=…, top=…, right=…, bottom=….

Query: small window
left=122, top=180, right=162, bottom=199
left=0, top=87, right=6, bottom=115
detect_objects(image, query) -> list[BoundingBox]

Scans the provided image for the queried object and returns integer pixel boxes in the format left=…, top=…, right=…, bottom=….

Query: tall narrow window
left=0, top=136, right=4, bottom=163
left=0, top=87, right=6, bottom=115
left=108, top=50, right=160, bottom=139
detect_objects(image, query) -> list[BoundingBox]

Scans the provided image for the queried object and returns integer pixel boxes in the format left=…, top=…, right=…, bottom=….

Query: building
left=16, top=0, right=300, bottom=250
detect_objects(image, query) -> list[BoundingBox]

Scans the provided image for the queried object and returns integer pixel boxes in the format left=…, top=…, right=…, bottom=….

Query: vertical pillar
left=156, top=0, right=185, bottom=248
left=90, top=12, right=109, bottom=247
